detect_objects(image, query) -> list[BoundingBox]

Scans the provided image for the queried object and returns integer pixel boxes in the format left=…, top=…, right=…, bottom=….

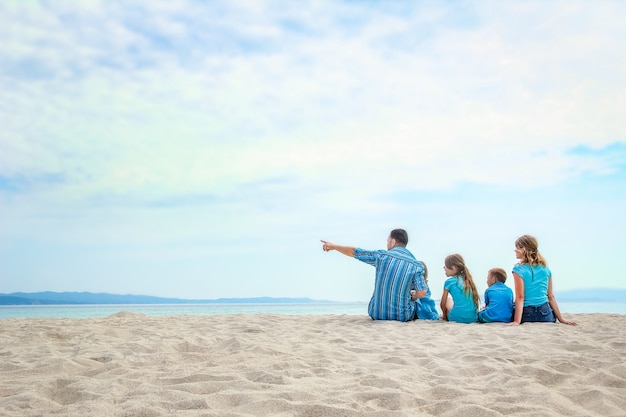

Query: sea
left=1, top=301, right=625, bottom=319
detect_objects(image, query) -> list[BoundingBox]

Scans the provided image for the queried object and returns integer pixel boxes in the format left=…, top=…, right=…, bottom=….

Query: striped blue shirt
left=354, top=246, right=427, bottom=322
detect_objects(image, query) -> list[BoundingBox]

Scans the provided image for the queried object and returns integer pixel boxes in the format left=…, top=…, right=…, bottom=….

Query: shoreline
left=1, top=313, right=625, bottom=416
left=1, top=301, right=625, bottom=320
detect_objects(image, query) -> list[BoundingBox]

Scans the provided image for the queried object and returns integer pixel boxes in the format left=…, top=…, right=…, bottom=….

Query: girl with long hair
left=440, top=254, right=480, bottom=323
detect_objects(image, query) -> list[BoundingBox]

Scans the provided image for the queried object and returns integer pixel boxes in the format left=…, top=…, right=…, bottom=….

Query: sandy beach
left=1, top=313, right=625, bottom=416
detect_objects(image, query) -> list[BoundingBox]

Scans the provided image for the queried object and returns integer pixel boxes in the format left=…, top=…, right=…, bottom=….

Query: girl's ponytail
left=444, top=254, right=480, bottom=310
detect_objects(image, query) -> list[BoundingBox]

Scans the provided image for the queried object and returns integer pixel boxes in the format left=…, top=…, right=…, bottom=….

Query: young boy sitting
left=477, top=268, right=514, bottom=323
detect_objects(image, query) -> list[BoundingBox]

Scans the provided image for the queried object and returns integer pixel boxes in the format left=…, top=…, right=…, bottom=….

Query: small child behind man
left=477, top=268, right=514, bottom=323
left=412, top=261, right=439, bottom=320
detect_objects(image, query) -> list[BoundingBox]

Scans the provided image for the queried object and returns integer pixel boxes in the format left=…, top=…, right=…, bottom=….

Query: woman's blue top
left=513, top=263, right=551, bottom=307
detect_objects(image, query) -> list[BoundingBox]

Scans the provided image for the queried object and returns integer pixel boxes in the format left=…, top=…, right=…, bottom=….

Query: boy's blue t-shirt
left=512, top=264, right=551, bottom=307
left=478, top=282, right=514, bottom=323
left=444, top=276, right=478, bottom=323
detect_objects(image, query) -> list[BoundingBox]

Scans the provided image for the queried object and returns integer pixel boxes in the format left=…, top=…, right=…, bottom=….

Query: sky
left=1, top=0, right=625, bottom=303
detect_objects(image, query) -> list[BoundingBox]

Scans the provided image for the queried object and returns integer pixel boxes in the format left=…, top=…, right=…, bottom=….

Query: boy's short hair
left=489, top=268, right=507, bottom=283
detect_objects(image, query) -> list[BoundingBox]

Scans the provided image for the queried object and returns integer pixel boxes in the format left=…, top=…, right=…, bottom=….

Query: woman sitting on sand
left=509, top=235, right=576, bottom=326
left=440, top=254, right=480, bottom=323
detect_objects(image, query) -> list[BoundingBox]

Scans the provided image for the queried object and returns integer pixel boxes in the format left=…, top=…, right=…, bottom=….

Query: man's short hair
left=390, top=229, right=408, bottom=246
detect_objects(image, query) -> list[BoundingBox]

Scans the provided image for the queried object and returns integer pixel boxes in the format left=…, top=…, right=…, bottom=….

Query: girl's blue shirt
left=444, top=275, right=478, bottom=323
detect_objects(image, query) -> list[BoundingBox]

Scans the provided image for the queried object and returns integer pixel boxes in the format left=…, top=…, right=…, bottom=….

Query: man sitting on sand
left=321, top=229, right=427, bottom=322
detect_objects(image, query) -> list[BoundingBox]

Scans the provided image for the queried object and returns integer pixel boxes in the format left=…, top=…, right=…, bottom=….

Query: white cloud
left=1, top=1, right=625, bottom=298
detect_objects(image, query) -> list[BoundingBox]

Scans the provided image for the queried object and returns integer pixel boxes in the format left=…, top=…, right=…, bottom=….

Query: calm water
left=0, top=303, right=367, bottom=319
left=1, top=302, right=625, bottom=319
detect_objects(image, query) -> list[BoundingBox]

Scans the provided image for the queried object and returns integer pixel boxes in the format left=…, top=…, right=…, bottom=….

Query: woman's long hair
left=515, top=235, right=547, bottom=266
left=444, top=253, right=480, bottom=310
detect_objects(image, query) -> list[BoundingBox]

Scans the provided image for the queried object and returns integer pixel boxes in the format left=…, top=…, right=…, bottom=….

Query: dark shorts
left=521, top=302, right=556, bottom=323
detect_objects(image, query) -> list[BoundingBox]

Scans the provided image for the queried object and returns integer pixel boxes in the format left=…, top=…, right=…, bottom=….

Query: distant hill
left=1, top=289, right=624, bottom=306
left=0, top=292, right=337, bottom=306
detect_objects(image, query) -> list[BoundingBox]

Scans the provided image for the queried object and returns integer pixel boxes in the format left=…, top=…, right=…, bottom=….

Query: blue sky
left=1, top=1, right=625, bottom=302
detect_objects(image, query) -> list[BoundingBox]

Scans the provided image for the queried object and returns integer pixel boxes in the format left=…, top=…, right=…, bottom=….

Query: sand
left=1, top=313, right=625, bottom=417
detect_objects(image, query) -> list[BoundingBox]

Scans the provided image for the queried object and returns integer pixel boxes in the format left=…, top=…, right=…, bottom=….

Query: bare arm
left=508, top=272, right=525, bottom=326
left=440, top=289, right=450, bottom=321
left=547, top=278, right=577, bottom=326
left=320, top=240, right=355, bottom=257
